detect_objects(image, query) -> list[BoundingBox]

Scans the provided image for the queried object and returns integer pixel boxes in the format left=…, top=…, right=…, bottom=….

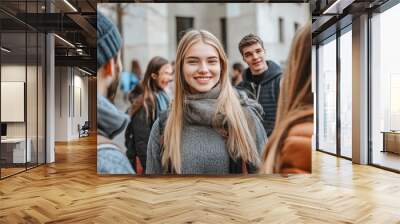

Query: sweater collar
left=243, top=60, right=282, bottom=84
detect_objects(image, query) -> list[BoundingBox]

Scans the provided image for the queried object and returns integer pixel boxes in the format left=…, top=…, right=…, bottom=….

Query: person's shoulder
left=280, top=122, right=313, bottom=159
left=266, top=60, right=283, bottom=75
left=97, top=145, right=135, bottom=174
left=235, top=82, right=250, bottom=93
left=235, top=88, right=264, bottom=116
left=266, top=60, right=281, bottom=68
left=278, top=121, right=313, bottom=174
left=235, top=83, right=256, bottom=100
left=287, top=122, right=313, bottom=139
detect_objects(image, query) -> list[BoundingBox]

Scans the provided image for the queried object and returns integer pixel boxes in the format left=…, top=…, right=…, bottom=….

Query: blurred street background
left=98, top=3, right=310, bottom=111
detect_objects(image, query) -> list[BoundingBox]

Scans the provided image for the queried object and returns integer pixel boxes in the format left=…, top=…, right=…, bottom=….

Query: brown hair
left=131, top=59, right=142, bottom=79
left=238, top=33, right=264, bottom=55
left=128, top=56, right=169, bottom=120
left=106, top=54, right=121, bottom=103
left=261, top=24, right=313, bottom=173
left=232, top=62, right=244, bottom=73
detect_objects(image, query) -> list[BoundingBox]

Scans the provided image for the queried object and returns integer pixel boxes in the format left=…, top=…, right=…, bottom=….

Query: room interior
left=0, top=0, right=96, bottom=179
left=0, top=0, right=399, bottom=222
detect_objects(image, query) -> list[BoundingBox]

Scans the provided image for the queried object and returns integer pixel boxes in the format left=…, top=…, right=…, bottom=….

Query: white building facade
left=99, top=3, right=310, bottom=74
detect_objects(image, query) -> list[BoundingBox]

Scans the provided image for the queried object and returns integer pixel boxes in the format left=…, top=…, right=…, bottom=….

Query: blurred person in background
left=119, top=59, right=142, bottom=102
left=237, top=34, right=283, bottom=137
left=131, top=59, right=142, bottom=80
left=164, top=60, right=175, bottom=98
left=261, top=24, right=313, bottom=174
left=231, top=62, right=244, bottom=86
left=125, top=56, right=173, bottom=173
left=97, top=11, right=135, bottom=174
left=145, top=30, right=266, bottom=175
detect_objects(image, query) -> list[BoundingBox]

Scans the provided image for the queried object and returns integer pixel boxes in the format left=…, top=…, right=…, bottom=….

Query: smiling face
left=153, top=63, right=173, bottom=90
left=242, top=43, right=267, bottom=75
left=182, top=41, right=221, bottom=94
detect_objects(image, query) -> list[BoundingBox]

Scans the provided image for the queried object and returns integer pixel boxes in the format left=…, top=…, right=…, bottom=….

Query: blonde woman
left=261, top=24, right=313, bottom=174
left=145, top=30, right=267, bottom=174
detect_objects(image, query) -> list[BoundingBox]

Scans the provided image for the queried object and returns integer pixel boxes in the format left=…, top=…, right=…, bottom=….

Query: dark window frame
left=315, top=22, right=353, bottom=161
left=176, top=16, right=194, bottom=47
left=278, top=17, right=284, bottom=43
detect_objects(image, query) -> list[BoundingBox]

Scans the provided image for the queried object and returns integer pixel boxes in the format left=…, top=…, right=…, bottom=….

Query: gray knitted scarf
left=184, top=85, right=221, bottom=126
left=183, top=85, right=263, bottom=133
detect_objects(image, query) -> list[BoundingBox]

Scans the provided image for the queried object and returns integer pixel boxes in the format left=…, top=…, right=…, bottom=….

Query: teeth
left=196, top=77, right=211, bottom=80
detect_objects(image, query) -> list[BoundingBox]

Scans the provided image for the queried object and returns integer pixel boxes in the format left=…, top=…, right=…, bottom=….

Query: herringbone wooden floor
left=1, top=135, right=400, bottom=223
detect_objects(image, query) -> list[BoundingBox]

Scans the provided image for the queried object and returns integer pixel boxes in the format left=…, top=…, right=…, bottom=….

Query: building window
left=176, top=17, right=194, bottom=46
left=294, top=22, right=300, bottom=32
left=339, top=29, right=352, bottom=158
left=220, top=17, right=227, bottom=53
left=371, top=2, right=400, bottom=171
left=279, top=17, right=284, bottom=43
left=317, top=36, right=337, bottom=155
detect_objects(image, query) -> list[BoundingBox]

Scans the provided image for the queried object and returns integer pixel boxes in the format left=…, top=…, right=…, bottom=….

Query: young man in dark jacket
left=237, top=34, right=282, bottom=137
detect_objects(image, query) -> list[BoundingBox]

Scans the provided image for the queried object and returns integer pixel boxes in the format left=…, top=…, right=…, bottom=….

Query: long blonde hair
left=261, top=24, right=313, bottom=174
left=162, top=30, right=261, bottom=173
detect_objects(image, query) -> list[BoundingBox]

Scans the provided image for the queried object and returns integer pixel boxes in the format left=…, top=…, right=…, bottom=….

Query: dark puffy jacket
left=125, top=106, right=154, bottom=171
left=237, top=60, right=282, bottom=137
left=125, top=90, right=169, bottom=171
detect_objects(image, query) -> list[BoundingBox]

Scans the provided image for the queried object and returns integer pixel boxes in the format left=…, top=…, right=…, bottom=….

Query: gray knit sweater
left=145, top=86, right=267, bottom=175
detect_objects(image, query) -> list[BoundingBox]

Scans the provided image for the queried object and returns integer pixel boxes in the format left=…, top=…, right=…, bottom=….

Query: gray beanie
left=97, top=11, right=122, bottom=70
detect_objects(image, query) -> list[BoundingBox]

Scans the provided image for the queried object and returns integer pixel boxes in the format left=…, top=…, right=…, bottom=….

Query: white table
left=1, top=138, right=31, bottom=163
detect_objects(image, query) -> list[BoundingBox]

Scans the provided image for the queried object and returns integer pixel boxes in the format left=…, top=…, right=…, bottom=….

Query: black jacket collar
left=242, top=60, right=282, bottom=85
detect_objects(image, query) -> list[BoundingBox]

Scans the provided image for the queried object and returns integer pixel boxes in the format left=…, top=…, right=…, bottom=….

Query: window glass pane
left=371, top=3, right=400, bottom=171
left=317, top=37, right=337, bottom=154
left=0, top=0, right=46, bottom=179
left=27, top=31, right=38, bottom=169
left=1, top=31, right=27, bottom=177
left=340, top=29, right=352, bottom=158
left=38, top=32, right=45, bottom=165
left=312, top=45, right=317, bottom=151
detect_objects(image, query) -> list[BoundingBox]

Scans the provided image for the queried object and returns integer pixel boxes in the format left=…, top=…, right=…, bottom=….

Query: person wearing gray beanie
left=96, top=11, right=135, bottom=175
left=97, top=11, right=122, bottom=70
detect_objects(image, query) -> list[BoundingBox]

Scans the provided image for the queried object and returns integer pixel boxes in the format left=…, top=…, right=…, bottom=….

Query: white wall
left=55, top=66, right=69, bottom=141
left=99, top=4, right=169, bottom=73
left=226, top=4, right=257, bottom=66
left=1, top=65, right=26, bottom=139
left=72, top=73, right=89, bottom=138
left=1, top=65, right=33, bottom=137
left=257, top=3, right=310, bottom=66
left=54, top=67, right=89, bottom=141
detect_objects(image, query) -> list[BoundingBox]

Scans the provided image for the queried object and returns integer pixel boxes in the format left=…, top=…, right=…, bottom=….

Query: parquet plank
left=0, top=135, right=399, bottom=223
